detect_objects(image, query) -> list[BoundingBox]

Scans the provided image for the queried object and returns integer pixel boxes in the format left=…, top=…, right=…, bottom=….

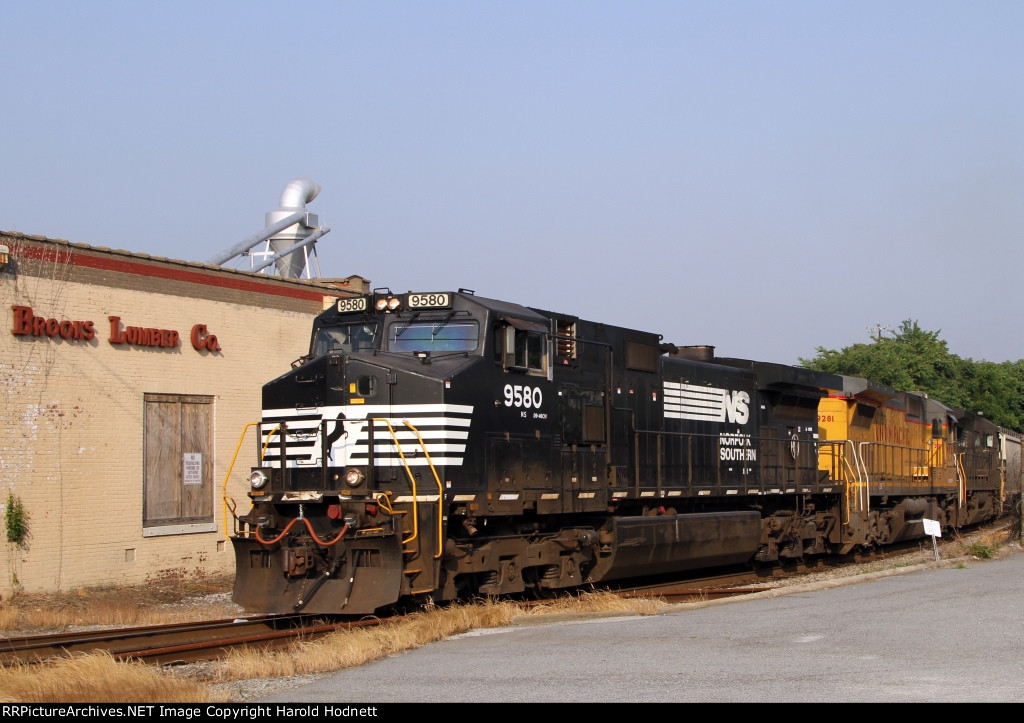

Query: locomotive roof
left=713, top=357, right=844, bottom=394
left=836, top=375, right=899, bottom=405
left=462, top=292, right=664, bottom=343
left=455, top=292, right=552, bottom=325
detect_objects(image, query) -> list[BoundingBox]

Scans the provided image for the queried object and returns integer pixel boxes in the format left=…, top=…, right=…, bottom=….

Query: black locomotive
left=229, top=288, right=1015, bottom=615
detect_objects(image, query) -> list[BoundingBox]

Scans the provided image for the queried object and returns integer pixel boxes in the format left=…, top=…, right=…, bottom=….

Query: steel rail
left=0, top=614, right=382, bottom=667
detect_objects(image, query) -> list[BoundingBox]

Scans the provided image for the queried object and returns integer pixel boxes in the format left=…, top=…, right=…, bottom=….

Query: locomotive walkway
left=255, top=546, right=1024, bottom=703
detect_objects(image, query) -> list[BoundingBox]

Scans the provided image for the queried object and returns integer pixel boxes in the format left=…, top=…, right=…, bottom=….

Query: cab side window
left=501, top=325, right=547, bottom=376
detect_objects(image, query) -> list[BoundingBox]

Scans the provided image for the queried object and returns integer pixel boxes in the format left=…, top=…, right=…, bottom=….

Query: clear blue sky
left=4, top=1, right=1022, bottom=365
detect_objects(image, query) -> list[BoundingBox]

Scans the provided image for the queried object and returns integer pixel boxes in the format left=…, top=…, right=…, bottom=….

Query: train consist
left=228, top=289, right=1022, bottom=615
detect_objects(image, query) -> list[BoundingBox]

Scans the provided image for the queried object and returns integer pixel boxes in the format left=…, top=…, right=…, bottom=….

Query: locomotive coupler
left=283, top=546, right=315, bottom=576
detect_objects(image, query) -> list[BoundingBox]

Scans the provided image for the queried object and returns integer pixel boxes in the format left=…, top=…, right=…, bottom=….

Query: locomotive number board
left=336, top=297, right=368, bottom=313
left=407, top=293, right=451, bottom=309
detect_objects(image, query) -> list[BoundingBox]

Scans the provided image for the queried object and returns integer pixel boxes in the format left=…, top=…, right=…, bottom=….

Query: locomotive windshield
left=388, top=319, right=479, bottom=353
left=311, top=322, right=379, bottom=356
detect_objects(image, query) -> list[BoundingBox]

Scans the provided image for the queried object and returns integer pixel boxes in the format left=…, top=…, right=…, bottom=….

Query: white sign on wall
left=183, top=453, right=202, bottom=486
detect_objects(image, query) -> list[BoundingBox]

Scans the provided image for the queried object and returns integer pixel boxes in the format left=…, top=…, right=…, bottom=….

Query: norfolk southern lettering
left=719, top=431, right=756, bottom=461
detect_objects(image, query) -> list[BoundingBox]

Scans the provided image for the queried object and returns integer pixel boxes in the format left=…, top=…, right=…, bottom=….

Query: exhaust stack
left=266, top=178, right=321, bottom=279
left=207, top=178, right=329, bottom=278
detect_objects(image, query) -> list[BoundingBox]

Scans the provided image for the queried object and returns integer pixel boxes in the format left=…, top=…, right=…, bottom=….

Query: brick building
left=0, top=231, right=367, bottom=594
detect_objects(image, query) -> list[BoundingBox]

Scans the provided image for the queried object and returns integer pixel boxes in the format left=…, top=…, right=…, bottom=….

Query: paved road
left=257, top=549, right=1024, bottom=703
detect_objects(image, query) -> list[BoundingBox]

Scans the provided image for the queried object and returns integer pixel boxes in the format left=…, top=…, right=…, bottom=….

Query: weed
left=4, top=493, right=28, bottom=549
left=965, top=542, right=996, bottom=559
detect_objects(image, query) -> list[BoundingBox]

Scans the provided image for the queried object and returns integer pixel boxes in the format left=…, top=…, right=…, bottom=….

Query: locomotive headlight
left=375, top=296, right=402, bottom=312
left=249, top=470, right=269, bottom=490
left=344, top=468, right=365, bottom=488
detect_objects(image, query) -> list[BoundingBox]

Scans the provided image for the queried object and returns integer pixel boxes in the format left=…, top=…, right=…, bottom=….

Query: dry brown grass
left=214, top=598, right=527, bottom=683
left=522, top=589, right=668, bottom=617
left=0, top=574, right=240, bottom=633
left=0, top=652, right=215, bottom=703
left=210, top=591, right=666, bottom=685
left=0, top=590, right=668, bottom=703
left=0, top=599, right=245, bottom=633
left=199, top=592, right=668, bottom=700
left=925, top=518, right=1021, bottom=562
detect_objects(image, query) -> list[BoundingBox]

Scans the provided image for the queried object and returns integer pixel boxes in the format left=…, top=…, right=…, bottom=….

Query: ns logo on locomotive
left=227, top=288, right=1017, bottom=615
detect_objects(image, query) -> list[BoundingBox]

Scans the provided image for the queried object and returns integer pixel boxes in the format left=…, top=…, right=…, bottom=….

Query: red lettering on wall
left=108, top=316, right=181, bottom=349
left=190, top=324, right=221, bottom=352
left=12, top=308, right=215, bottom=353
left=108, top=316, right=127, bottom=343
left=12, top=306, right=32, bottom=334
left=11, top=306, right=96, bottom=341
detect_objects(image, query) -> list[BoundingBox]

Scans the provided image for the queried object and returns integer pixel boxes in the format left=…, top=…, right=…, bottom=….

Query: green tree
left=800, top=319, right=1024, bottom=430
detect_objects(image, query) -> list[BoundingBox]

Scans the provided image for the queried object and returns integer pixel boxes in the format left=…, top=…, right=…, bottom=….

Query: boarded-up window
left=143, top=394, right=214, bottom=529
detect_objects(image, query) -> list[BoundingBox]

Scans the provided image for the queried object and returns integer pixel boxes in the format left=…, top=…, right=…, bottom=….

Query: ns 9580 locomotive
left=228, top=288, right=1018, bottom=615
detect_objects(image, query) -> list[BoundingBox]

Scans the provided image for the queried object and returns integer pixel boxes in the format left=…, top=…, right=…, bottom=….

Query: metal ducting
left=266, top=178, right=321, bottom=279
left=206, top=178, right=329, bottom=278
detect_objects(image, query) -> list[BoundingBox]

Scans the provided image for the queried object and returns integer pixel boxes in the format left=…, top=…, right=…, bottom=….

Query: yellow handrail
left=842, top=440, right=862, bottom=523
left=955, top=453, right=966, bottom=508
left=261, top=424, right=281, bottom=461
left=374, top=418, right=420, bottom=554
left=854, top=441, right=871, bottom=514
left=403, top=419, right=445, bottom=559
left=372, top=418, right=446, bottom=560
left=221, top=422, right=259, bottom=540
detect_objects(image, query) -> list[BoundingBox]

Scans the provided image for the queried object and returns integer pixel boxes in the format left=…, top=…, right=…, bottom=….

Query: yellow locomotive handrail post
left=403, top=420, right=445, bottom=560
left=373, top=418, right=420, bottom=555
left=842, top=440, right=861, bottom=523
left=855, top=441, right=872, bottom=514
left=844, top=440, right=866, bottom=523
left=260, top=423, right=282, bottom=461
left=955, top=453, right=966, bottom=508
left=221, top=421, right=259, bottom=540
left=819, top=439, right=863, bottom=526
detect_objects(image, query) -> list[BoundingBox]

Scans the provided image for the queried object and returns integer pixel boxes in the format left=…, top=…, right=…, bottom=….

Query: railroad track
left=0, top=580, right=766, bottom=668
left=0, top=614, right=379, bottom=667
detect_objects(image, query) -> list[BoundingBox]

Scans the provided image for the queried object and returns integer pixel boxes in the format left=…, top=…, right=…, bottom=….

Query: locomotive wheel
left=527, top=578, right=558, bottom=600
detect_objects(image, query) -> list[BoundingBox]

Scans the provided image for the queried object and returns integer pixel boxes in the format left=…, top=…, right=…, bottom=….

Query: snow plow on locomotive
left=227, top=288, right=1016, bottom=615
